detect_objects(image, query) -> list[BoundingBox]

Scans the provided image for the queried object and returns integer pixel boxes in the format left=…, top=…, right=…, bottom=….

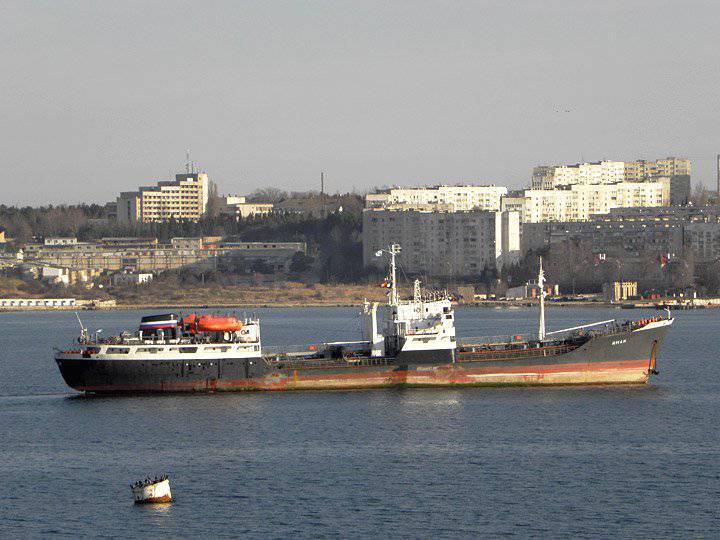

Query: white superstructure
left=363, top=244, right=456, bottom=360
left=56, top=315, right=262, bottom=363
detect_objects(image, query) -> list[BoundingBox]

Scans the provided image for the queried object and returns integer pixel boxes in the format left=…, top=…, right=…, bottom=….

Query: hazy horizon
left=3, top=0, right=720, bottom=206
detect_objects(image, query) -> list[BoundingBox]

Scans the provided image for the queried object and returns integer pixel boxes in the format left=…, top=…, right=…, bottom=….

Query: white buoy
left=131, top=475, right=172, bottom=504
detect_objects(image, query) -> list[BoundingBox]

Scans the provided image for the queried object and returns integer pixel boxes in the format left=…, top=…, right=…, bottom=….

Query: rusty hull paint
left=77, top=359, right=652, bottom=393
left=134, top=494, right=172, bottom=504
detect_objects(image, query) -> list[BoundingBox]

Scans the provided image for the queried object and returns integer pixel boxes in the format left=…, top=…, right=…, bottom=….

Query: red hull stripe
left=135, top=495, right=172, bottom=504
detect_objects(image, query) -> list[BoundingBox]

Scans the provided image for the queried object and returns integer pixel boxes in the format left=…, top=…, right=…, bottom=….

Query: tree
left=205, top=181, right=221, bottom=218
left=247, top=187, right=288, bottom=203
left=690, top=184, right=709, bottom=207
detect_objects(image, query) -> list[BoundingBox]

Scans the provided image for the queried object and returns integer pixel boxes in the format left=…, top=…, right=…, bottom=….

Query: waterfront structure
left=362, top=208, right=520, bottom=276
left=116, top=171, right=210, bottom=224
left=603, top=281, right=639, bottom=302
left=218, top=196, right=274, bottom=220
left=22, top=237, right=306, bottom=274
left=366, top=185, right=508, bottom=211
left=0, top=298, right=76, bottom=308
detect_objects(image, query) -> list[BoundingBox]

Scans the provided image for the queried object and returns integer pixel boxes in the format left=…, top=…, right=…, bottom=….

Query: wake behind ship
left=55, top=246, right=673, bottom=393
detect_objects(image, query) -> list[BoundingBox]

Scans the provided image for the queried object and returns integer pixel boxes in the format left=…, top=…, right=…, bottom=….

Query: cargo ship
left=54, top=245, right=673, bottom=393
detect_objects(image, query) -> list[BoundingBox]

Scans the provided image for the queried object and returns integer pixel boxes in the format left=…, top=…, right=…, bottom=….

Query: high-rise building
left=365, top=185, right=508, bottom=212
left=530, top=157, right=690, bottom=208
left=117, top=172, right=209, bottom=224
left=504, top=181, right=667, bottom=223
left=531, top=161, right=625, bottom=189
left=623, top=157, right=691, bottom=181
left=362, top=207, right=520, bottom=277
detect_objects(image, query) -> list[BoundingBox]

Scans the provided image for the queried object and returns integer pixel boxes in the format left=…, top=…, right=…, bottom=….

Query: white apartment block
left=362, top=208, right=520, bottom=277
left=533, top=161, right=626, bottom=189
left=508, top=181, right=667, bottom=223
left=366, top=185, right=508, bottom=212
left=532, top=157, right=691, bottom=191
left=624, top=157, right=691, bottom=181
left=117, top=172, right=210, bottom=224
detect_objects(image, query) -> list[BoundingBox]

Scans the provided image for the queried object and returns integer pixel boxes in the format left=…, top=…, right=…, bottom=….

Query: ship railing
left=262, top=340, right=372, bottom=357
left=262, top=344, right=322, bottom=356
left=263, top=355, right=392, bottom=370
left=460, top=334, right=534, bottom=346
left=545, top=319, right=618, bottom=339
left=457, top=343, right=581, bottom=362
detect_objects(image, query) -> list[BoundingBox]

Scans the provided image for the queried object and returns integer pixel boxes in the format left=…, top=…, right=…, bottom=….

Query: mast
left=538, top=256, right=546, bottom=341
left=389, top=244, right=401, bottom=305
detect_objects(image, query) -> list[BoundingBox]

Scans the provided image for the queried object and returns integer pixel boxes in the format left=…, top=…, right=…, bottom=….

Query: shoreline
left=0, top=299, right=667, bottom=313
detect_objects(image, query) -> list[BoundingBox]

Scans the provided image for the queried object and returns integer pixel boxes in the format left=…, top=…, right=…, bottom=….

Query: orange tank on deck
left=195, top=315, right=243, bottom=332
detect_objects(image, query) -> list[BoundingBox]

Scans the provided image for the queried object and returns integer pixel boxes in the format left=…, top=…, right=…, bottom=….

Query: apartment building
left=506, top=181, right=666, bottom=223
left=624, top=157, right=691, bottom=181
left=532, top=157, right=691, bottom=205
left=117, top=172, right=210, bottom=224
left=532, top=161, right=625, bottom=189
left=366, top=185, right=508, bottom=212
left=362, top=208, right=520, bottom=277
left=522, top=205, right=720, bottom=263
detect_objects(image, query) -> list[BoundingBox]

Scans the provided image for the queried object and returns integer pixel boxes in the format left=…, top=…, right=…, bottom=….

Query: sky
left=2, top=0, right=720, bottom=206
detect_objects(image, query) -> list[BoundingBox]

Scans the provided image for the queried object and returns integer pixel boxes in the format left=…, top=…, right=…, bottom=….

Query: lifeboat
left=180, top=313, right=197, bottom=326
left=195, top=315, right=243, bottom=332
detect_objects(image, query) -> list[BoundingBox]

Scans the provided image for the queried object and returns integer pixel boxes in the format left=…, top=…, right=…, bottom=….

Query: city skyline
left=4, top=1, right=720, bottom=206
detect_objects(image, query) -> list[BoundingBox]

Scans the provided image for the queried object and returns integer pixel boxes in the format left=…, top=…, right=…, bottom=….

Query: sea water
left=0, top=306, right=718, bottom=538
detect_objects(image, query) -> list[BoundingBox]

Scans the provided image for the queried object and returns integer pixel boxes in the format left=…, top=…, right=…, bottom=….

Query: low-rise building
left=22, top=237, right=306, bottom=275
left=112, top=272, right=154, bottom=286
left=41, top=266, right=70, bottom=285
left=506, top=282, right=560, bottom=299
left=274, top=197, right=344, bottom=217
left=44, top=237, right=77, bottom=246
left=218, top=196, right=274, bottom=219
